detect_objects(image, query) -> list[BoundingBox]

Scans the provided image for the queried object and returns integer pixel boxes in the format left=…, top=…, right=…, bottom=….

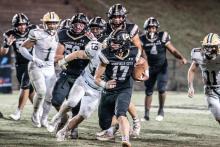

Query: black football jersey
left=2, top=25, right=37, bottom=65
left=140, top=31, right=171, bottom=67
left=58, top=29, right=92, bottom=77
left=99, top=46, right=138, bottom=91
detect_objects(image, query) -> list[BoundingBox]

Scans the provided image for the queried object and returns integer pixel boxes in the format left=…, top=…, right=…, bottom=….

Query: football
left=132, top=57, right=148, bottom=81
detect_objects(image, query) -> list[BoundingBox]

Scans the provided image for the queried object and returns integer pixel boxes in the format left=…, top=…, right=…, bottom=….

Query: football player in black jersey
left=49, top=13, right=93, bottom=139
left=96, top=3, right=146, bottom=139
left=140, top=17, right=187, bottom=121
left=95, top=29, right=148, bottom=147
left=0, top=13, right=37, bottom=120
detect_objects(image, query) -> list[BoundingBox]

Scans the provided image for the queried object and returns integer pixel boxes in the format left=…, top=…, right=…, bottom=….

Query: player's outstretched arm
left=187, top=61, right=197, bottom=98
left=19, top=39, right=35, bottom=61
left=166, top=42, right=187, bottom=64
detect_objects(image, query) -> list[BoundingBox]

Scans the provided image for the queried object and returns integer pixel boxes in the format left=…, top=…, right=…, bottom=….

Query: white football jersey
left=82, top=40, right=103, bottom=90
left=28, top=28, right=58, bottom=66
left=191, top=48, right=220, bottom=86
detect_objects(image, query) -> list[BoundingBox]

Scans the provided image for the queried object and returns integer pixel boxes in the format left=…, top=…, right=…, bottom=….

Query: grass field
left=0, top=91, right=220, bottom=147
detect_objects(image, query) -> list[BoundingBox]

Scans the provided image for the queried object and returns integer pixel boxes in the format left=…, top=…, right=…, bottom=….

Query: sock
left=122, top=135, right=129, bottom=142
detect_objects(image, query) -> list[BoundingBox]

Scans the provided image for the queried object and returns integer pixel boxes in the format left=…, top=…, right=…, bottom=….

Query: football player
left=95, top=29, right=148, bottom=147
left=49, top=13, right=93, bottom=138
left=140, top=17, right=187, bottom=121
left=188, top=33, right=220, bottom=124
left=0, top=13, right=37, bottom=120
left=19, top=12, right=60, bottom=128
left=47, top=16, right=106, bottom=141
left=96, top=3, right=147, bottom=139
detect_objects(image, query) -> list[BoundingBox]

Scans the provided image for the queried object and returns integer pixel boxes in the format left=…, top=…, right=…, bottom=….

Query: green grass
left=0, top=91, right=220, bottom=146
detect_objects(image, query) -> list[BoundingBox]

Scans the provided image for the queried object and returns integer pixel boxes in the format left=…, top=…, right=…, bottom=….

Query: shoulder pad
left=3, top=29, right=14, bottom=38
left=28, top=28, right=44, bottom=41
left=99, top=49, right=109, bottom=64
left=85, top=40, right=102, bottom=59
left=191, top=48, right=203, bottom=63
left=28, top=24, right=39, bottom=30
left=160, top=31, right=171, bottom=44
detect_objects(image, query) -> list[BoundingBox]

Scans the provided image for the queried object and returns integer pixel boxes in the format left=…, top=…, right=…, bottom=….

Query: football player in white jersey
left=188, top=33, right=220, bottom=124
left=19, top=12, right=60, bottom=128
left=47, top=39, right=103, bottom=141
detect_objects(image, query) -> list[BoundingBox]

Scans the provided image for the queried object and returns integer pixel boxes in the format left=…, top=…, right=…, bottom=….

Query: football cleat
left=41, top=116, right=48, bottom=128
left=96, top=130, right=107, bottom=137
left=96, top=130, right=115, bottom=141
left=155, top=115, right=164, bottom=121
left=156, top=109, right=164, bottom=121
left=31, top=112, right=41, bottom=128
left=9, top=109, right=21, bottom=121
left=70, top=128, right=78, bottom=139
left=56, top=127, right=68, bottom=142
left=47, top=114, right=61, bottom=133
left=122, top=141, right=131, bottom=147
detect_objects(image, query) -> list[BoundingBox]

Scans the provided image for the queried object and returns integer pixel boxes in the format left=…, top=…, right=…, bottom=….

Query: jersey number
left=112, top=66, right=129, bottom=80
left=45, top=48, right=52, bottom=61
left=205, top=70, right=217, bottom=85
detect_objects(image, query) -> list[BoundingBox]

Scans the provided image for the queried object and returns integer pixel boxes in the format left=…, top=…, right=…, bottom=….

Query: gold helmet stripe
left=207, top=33, right=214, bottom=44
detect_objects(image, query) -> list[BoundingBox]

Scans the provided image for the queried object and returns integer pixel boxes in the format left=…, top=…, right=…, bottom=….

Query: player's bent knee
left=99, top=118, right=112, bottom=130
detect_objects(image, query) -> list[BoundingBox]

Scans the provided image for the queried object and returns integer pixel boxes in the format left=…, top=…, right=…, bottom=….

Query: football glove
left=58, top=58, right=68, bottom=70
left=33, top=57, right=45, bottom=67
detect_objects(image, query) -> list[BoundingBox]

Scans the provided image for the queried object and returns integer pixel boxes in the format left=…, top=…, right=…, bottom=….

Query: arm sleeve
left=99, top=50, right=109, bottom=64
left=19, top=46, right=33, bottom=61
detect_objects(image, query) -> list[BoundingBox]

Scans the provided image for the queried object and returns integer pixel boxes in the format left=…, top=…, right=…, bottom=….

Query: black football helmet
left=107, top=4, right=127, bottom=27
left=59, top=18, right=71, bottom=30
left=143, top=17, right=160, bottom=40
left=143, top=17, right=160, bottom=30
left=12, top=13, right=30, bottom=31
left=108, top=29, right=131, bottom=58
left=70, top=13, right=89, bottom=34
left=89, top=16, right=106, bottom=38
